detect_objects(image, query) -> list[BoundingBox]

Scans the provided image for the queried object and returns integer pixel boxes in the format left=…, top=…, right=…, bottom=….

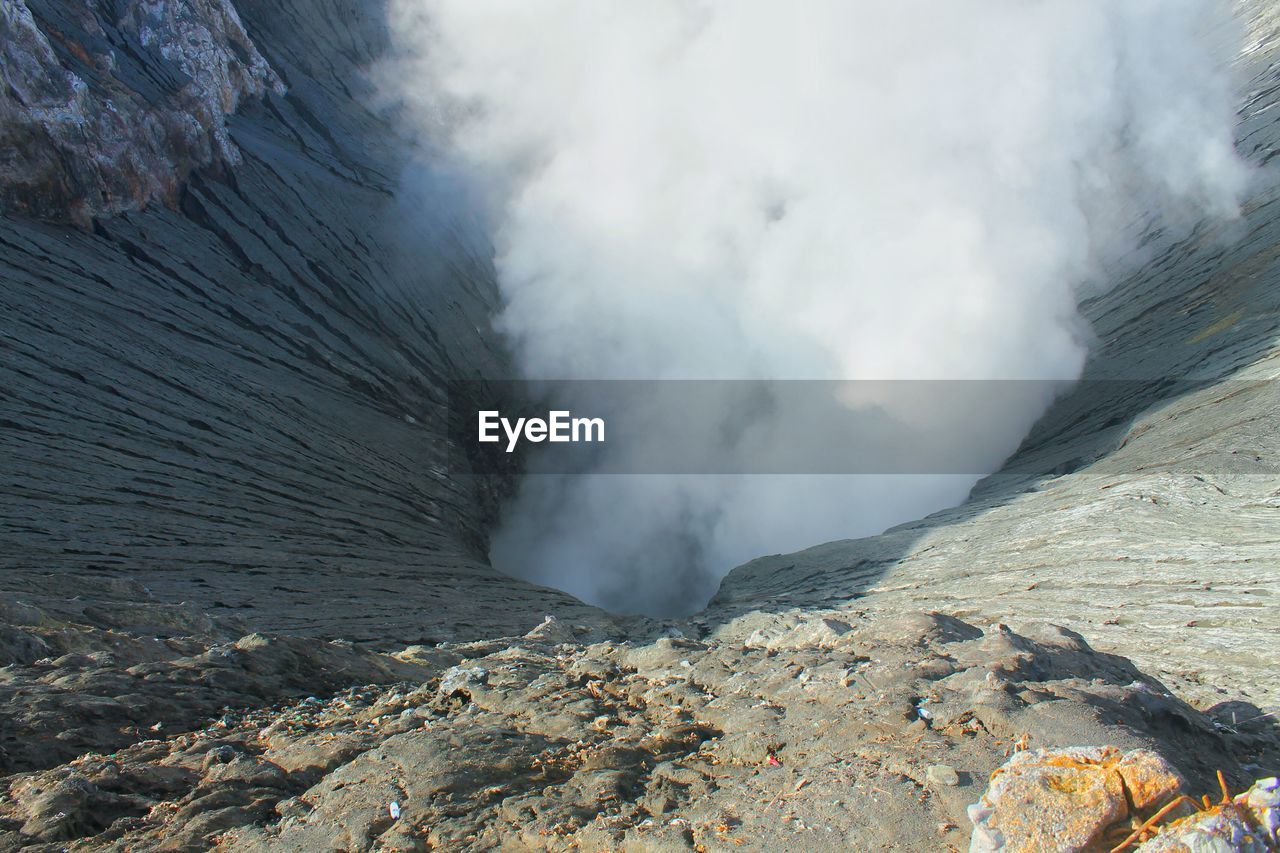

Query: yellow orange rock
left=971, top=746, right=1186, bottom=853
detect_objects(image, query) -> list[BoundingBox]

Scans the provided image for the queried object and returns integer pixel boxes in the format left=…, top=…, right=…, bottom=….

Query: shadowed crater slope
left=0, top=0, right=603, bottom=645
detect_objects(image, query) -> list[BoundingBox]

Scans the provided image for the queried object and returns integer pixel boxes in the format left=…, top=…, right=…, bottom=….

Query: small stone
left=926, top=764, right=960, bottom=787
left=439, top=665, right=489, bottom=696
left=275, top=797, right=311, bottom=819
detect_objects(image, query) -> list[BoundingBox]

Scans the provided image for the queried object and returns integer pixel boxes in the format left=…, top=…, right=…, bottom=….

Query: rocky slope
left=0, top=0, right=1277, bottom=851
left=713, top=0, right=1280, bottom=720
left=0, top=604, right=1274, bottom=850
left=0, top=0, right=603, bottom=645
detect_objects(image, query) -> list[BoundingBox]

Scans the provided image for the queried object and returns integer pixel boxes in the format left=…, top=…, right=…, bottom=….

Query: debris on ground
left=0, top=595, right=1275, bottom=851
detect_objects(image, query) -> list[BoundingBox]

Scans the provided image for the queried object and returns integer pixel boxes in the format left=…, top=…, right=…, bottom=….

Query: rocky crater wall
left=0, top=0, right=602, bottom=644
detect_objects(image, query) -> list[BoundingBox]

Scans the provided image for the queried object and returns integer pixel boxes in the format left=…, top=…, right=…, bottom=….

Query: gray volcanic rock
left=1, top=0, right=284, bottom=224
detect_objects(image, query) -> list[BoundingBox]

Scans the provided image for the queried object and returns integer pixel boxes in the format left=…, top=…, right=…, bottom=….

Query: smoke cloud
left=384, top=1, right=1250, bottom=615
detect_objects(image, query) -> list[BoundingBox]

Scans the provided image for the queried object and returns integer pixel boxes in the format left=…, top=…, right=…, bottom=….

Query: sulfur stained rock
left=1114, top=749, right=1186, bottom=812
left=970, top=752, right=1280, bottom=853
left=1138, top=777, right=1280, bottom=853
left=969, top=747, right=1184, bottom=853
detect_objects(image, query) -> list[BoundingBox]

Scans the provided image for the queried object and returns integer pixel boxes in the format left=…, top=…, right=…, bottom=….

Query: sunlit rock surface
left=713, top=0, right=1280, bottom=717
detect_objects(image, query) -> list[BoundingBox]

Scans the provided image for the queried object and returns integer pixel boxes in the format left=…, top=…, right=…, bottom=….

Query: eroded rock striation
left=0, top=0, right=604, bottom=646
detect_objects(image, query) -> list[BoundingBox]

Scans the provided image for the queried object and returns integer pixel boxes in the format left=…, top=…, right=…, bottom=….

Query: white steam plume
left=385, top=1, right=1249, bottom=615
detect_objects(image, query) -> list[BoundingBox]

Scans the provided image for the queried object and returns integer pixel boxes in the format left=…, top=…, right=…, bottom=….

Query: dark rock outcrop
left=1, top=0, right=283, bottom=224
